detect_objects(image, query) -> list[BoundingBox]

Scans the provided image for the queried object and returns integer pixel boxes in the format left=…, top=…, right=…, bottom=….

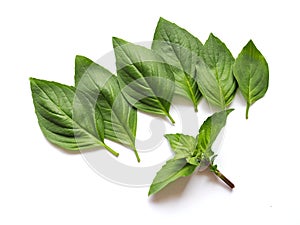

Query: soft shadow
left=149, top=175, right=193, bottom=203
left=149, top=168, right=234, bottom=203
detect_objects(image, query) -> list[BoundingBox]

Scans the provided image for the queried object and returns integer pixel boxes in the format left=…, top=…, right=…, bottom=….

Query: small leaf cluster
left=149, top=110, right=233, bottom=195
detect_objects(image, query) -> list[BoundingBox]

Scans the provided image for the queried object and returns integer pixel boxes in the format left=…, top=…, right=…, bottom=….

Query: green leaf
left=30, top=78, right=119, bottom=156
left=197, top=109, right=234, bottom=156
left=196, top=34, right=237, bottom=109
left=152, top=17, right=202, bottom=111
left=164, top=133, right=197, bottom=160
left=113, top=37, right=176, bottom=124
left=74, top=55, right=140, bottom=162
left=148, top=158, right=197, bottom=196
left=233, top=40, right=269, bottom=119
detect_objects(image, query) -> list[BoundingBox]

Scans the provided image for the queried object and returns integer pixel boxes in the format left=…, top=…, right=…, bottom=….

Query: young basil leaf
left=74, top=55, right=140, bottom=162
left=113, top=37, right=176, bottom=124
left=233, top=40, right=269, bottom=119
left=196, top=34, right=237, bottom=109
left=164, top=133, right=197, bottom=160
left=152, top=17, right=202, bottom=111
left=148, top=158, right=197, bottom=196
left=30, top=78, right=119, bottom=156
left=197, top=109, right=234, bottom=157
left=149, top=109, right=234, bottom=196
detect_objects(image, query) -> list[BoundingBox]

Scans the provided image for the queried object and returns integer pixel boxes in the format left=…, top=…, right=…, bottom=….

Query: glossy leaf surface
left=30, top=78, right=118, bottom=156
left=148, top=158, right=197, bottom=196
left=113, top=37, right=175, bottom=123
left=164, top=133, right=197, bottom=160
left=197, top=109, right=234, bottom=157
left=196, top=34, right=237, bottom=109
left=152, top=17, right=202, bottom=111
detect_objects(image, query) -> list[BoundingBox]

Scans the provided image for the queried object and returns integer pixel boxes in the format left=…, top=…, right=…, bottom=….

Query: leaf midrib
left=247, top=62, right=259, bottom=105
left=152, top=163, right=196, bottom=188
left=133, top=62, right=171, bottom=115
left=99, top=93, right=136, bottom=148
left=214, top=67, right=226, bottom=109
left=170, top=43, right=199, bottom=107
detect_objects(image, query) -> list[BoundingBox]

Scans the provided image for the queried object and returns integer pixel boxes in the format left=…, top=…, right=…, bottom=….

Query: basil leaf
left=30, top=78, right=119, bottom=156
left=152, top=17, right=202, bottom=111
left=113, top=37, right=176, bottom=124
left=233, top=40, right=269, bottom=119
left=148, top=158, right=197, bottom=196
left=197, top=109, right=234, bottom=157
left=74, top=55, right=140, bottom=162
left=164, top=133, right=197, bottom=160
left=196, top=34, right=237, bottom=109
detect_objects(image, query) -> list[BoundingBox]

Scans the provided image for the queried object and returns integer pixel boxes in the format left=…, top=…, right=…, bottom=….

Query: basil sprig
left=148, top=110, right=233, bottom=196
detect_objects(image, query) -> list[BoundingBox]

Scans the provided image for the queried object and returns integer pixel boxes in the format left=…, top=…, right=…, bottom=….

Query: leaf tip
left=75, top=55, right=93, bottom=68
left=29, top=77, right=35, bottom=83
left=205, top=33, right=221, bottom=46
left=158, top=17, right=171, bottom=26
left=148, top=185, right=158, bottom=196
left=245, top=39, right=257, bottom=50
left=226, top=108, right=235, bottom=115
left=75, top=54, right=86, bottom=62
left=158, top=16, right=166, bottom=23
left=29, top=77, right=44, bottom=87
left=112, top=36, right=119, bottom=47
left=29, top=77, right=37, bottom=90
left=112, top=36, right=127, bottom=48
left=208, top=32, right=217, bottom=39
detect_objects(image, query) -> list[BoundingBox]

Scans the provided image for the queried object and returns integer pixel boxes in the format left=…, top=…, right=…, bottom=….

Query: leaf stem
left=166, top=112, right=175, bottom=124
left=209, top=164, right=235, bottom=189
left=103, top=143, right=119, bottom=157
left=246, top=102, right=250, bottom=119
left=133, top=147, right=141, bottom=163
left=194, top=104, right=198, bottom=112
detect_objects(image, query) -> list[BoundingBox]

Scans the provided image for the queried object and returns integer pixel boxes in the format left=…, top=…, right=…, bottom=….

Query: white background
left=1, top=0, right=299, bottom=224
